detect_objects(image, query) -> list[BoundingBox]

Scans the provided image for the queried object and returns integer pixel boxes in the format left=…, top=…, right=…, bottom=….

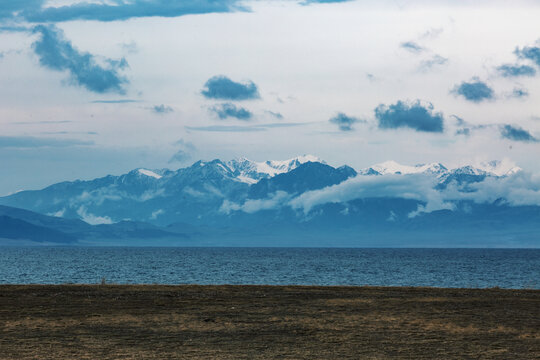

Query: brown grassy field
left=0, top=285, right=538, bottom=359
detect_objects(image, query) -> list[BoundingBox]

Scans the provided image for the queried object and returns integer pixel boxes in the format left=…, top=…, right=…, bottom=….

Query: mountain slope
left=0, top=156, right=538, bottom=247
left=0, top=215, right=76, bottom=243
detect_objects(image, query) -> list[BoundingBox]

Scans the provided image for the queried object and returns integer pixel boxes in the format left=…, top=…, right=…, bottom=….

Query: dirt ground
left=0, top=285, right=538, bottom=359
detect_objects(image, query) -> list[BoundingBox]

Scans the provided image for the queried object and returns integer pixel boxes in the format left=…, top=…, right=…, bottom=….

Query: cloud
left=221, top=191, right=291, bottom=214
left=497, top=64, right=536, bottom=77
left=152, top=104, right=173, bottom=114
left=265, top=110, right=283, bottom=119
left=400, top=41, right=424, bottom=53
left=0, top=136, right=93, bottom=148
left=76, top=206, right=113, bottom=225
left=375, top=100, right=444, bottom=133
left=302, top=0, right=353, bottom=4
left=12, top=120, right=72, bottom=125
left=329, top=112, right=363, bottom=131
left=419, top=54, right=448, bottom=71
left=420, top=27, right=444, bottom=39
left=169, top=139, right=196, bottom=164
left=185, top=122, right=309, bottom=133
left=32, top=25, right=128, bottom=94
left=201, top=75, right=259, bottom=100
left=515, top=45, right=540, bottom=67
left=220, top=167, right=540, bottom=217
left=0, top=0, right=42, bottom=20
left=289, top=174, right=452, bottom=216
left=209, top=103, right=253, bottom=120
left=186, top=125, right=265, bottom=132
left=500, top=125, right=538, bottom=142
left=11, top=0, right=245, bottom=23
left=452, top=78, right=494, bottom=103
left=510, top=87, right=529, bottom=99
left=91, top=99, right=139, bottom=104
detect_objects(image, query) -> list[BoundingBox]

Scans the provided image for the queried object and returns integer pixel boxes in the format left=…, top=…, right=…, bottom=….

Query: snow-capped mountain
left=226, top=155, right=323, bottom=184
left=360, top=160, right=521, bottom=179
left=365, top=161, right=448, bottom=176
left=0, top=156, right=537, bottom=247
left=476, top=160, right=522, bottom=177
left=0, top=156, right=529, bottom=227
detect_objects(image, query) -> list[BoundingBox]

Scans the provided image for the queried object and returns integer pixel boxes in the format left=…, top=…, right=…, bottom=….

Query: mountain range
left=0, top=156, right=538, bottom=247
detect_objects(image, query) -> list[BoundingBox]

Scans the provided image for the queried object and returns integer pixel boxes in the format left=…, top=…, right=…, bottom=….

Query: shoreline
left=1, top=285, right=538, bottom=359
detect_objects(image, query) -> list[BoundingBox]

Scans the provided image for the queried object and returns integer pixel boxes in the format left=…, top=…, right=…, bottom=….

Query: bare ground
left=0, top=285, right=538, bottom=359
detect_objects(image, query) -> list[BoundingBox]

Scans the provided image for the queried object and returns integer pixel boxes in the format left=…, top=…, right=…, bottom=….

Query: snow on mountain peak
left=476, top=160, right=522, bottom=177
left=138, top=169, right=162, bottom=179
left=370, top=161, right=447, bottom=175
left=364, top=159, right=521, bottom=178
left=227, top=155, right=324, bottom=183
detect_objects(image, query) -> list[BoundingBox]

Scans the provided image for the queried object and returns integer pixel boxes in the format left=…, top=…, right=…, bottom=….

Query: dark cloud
left=497, top=64, right=536, bottom=77
left=209, top=103, right=253, bottom=120
left=452, top=79, right=494, bottom=103
left=152, top=104, right=173, bottom=114
left=0, top=136, right=93, bottom=148
left=201, top=75, right=259, bottom=100
left=419, top=54, right=448, bottom=71
left=375, top=100, right=444, bottom=133
left=0, top=0, right=42, bottom=20
left=500, top=125, right=538, bottom=142
left=515, top=45, right=540, bottom=67
left=32, top=25, right=128, bottom=94
left=329, top=113, right=362, bottom=131
left=2, top=0, right=245, bottom=23
left=400, top=41, right=424, bottom=53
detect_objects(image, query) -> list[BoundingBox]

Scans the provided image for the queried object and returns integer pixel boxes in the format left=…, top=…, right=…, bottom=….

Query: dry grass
left=0, top=285, right=538, bottom=359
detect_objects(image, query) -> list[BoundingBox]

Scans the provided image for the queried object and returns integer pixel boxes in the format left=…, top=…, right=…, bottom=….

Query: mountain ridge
left=0, top=156, right=537, bottom=247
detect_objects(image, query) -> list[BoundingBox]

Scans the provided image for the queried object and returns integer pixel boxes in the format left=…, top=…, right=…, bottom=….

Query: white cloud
left=222, top=171, right=540, bottom=217
left=76, top=206, right=113, bottom=225
left=220, top=191, right=291, bottom=214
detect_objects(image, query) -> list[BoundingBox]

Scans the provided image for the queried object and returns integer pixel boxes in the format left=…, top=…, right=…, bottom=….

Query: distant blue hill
left=0, top=156, right=538, bottom=247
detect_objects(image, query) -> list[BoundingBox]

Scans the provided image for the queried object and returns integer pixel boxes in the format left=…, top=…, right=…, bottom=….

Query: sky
left=1, top=0, right=540, bottom=195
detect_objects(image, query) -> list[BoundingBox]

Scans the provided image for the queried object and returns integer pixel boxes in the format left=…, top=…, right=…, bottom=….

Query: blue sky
left=1, top=0, right=540, bottom=194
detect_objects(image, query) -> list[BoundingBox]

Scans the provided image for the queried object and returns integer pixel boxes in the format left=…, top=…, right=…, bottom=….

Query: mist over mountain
left=1, top=156, right=539, bottom=247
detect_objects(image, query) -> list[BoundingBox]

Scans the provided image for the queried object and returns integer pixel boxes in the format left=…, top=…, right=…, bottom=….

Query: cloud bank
left=223, top=171, right=540, bottom=218
left=1, top=0, right=245, bottom=23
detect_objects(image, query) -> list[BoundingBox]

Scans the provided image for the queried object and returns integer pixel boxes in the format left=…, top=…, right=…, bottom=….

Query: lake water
left=0, top=247, right=538, bottom=288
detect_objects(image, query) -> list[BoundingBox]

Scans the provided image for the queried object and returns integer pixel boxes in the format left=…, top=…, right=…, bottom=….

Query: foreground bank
left=0, top=285, right=538, bottom=359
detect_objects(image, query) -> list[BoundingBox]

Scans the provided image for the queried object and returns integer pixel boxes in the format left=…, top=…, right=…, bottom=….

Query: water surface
left=0, top=247, right=538, bottom=288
